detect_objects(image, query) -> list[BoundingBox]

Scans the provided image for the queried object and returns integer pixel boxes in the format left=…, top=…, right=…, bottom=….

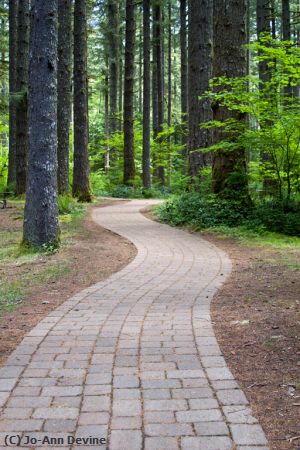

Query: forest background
left=0, top=0, right=300, bottom=247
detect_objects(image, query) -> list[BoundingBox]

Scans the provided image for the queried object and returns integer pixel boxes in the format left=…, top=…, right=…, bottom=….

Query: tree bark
left=7, top=0, right=18, bottom=187
left=212, top=0, right=249, bottom=198
left=73, top=0, right=91, bottom=202
left=108, top=0, right=119, bottom=135
left=256, top=0, right=271, bottom=86
left=282, top=0, right=291, bottom=41
left=123, top=0, right=136, bottom=185
left=188, top=0, right=213, bottom=177
left=180, top=0, right=187, bottom=138
left=152, top=4, right=158, bottom=139
left=167, top=0, right=172, bottom=185
left=57, top=0, right=72, bottom=195
left=282, top=0, right=294, bottom=98
left=15, top=0, right=30, bottom=195
left=23, top=0, right=59, bottom=247
left=142, top=0, right=151, bottom=189
left=153, top=2, right=165, bottom=185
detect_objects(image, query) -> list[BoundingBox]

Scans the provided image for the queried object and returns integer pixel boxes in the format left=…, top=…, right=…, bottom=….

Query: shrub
left=157, top=194, right=300, bottom=237
left=253, top=200, right=300, bottom=236
left=157, top=193, right=250, bottom=229
left=58, top=195, right=83, bottom=215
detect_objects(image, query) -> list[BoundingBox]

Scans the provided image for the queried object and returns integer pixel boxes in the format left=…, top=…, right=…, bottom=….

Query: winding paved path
left=0, top=200, right=268, bottom=450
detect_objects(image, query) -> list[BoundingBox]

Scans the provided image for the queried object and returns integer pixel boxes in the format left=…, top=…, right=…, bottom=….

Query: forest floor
left=0, top=198, right=136, bottom=366
left=144, top=207, right=300, bottom=450
left=206, top=233, right=300, bottom=450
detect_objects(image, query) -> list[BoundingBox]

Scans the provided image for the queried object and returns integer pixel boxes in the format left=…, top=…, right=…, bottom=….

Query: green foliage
left=157, top=193, right=300, bottom=237
left=57, top=195, right=84, bottom=216
left=90, top=170, right=111, bottom=196
left=110, top=184, right=170, bottom=199
left=157, top=193, right=250, bottom=229
left=202, top=36, right=300, bottom=201
left=252, top=199, right=300, bottom=236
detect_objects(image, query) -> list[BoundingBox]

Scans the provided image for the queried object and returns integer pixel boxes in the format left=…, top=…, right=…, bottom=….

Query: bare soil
left=206, top=233, right=300, bottom=450
left=0, top=200, right=136, bottom=366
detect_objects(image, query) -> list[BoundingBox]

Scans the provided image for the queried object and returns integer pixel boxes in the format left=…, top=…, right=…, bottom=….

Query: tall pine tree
left=23, top=0, right=59, bottom=247
left=73, top=0, right=92, bottom=201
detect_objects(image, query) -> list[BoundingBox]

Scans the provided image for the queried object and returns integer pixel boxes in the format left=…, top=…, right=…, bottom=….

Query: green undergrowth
left=154, top=194, right=300, bottom=250
left=0, top=196, right=88, bottom=317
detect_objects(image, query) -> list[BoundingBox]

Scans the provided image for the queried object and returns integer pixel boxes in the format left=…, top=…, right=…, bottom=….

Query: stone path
left=0, top=200, right=269, bottom=450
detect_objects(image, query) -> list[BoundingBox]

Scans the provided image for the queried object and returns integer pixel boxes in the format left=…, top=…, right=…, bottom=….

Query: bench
left=1, top=192, right=13, bottom=209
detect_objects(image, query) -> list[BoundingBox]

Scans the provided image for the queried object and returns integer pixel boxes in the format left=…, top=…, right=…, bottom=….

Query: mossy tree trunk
left=23, top=0, right=59, bottom=248
left=180, top=0, right=187, bottom=148
left=73, top=0, right=92, bottom=202
left=212, top=0, right=249, bottom=199
left=153, top=1, right=165, bottom=185
left=108, top=0, right=119, bottom=135
left=188, top=0, right=213, bottom=177
left=7, top=0, right=18, bottom=187
left=57, top=0, right=72, bottom=195
left=15, top=0, right=30, bottom=195
left=142, top=0, right=151, bottom=189
left=123, top=0, right=136, bottom=185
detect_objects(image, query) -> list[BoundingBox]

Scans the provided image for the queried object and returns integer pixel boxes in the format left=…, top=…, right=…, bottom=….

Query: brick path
left=0, top=200, right=269, bottom=449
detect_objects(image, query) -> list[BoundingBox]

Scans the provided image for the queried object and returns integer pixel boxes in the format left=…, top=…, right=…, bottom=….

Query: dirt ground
left=205, top=233, right=300, bottom=450
left=0, top=200, right=136, bottom=366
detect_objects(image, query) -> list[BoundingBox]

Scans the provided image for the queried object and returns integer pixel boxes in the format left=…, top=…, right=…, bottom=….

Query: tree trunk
left=180, top=0, right=187, bottom=140
left=153, top=2, right=165, bottom=185
left=7, top=0, right=18, bottom=187
left=123, top=0, right=136, bottom=185
left=282, top=1, right=294, bottom=98
left=142, top=0, right=151, bottom=189
left=23, top=0, right=59, bottom=247
left=57, top=0, right=72, bottom=195
left=270, top=0, right=276, bottom=38
left=108, top=0, right=119, bottom=135
left=212, top=0, right=249, bottom=198
left=15, top=0, right=30, bottom=195
left=118, top=4, right=124, bottom=130
left=282, top=0, right=291, bottom=41
left=73, top=0, right=91, bottom=202
left=188, top=0, right=213, bottom=177
left=138, top=17, right=143, bottom=116
left=152, top=5, right=158, bottom=139
left=167, top=0, right=172, bottom=185
left=256, top=0, right=271, bottom=86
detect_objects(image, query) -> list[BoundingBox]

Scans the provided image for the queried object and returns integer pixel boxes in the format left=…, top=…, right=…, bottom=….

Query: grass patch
left=201, top=225, right=300, bottom=249
left=0, top=197, right=87, bottom=317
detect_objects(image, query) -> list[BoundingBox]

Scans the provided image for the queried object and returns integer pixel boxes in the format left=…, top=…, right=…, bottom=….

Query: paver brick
left=78, top=412, right=109, bottom=425
left=7, top=396, right=52, bottom=408
left=145, top=437, right=179, bottom=450
left=111, top=416, right=142, bottom=429
left=110, top=430, right=142, bottom=450
left=223, top=406, right=258, bottom=424
left=181, top=436, right=232, bottom=450
left=144, top=399, right=188, bottom=411
left=176, top=409, right=222, bottom=423
left=230, top=424, right=268, bottom=446
left=33, top=407, right=79, bottom=420
left=81, top=395, right=110, bottom=412
left=194, top=421, right=229, bottom=436
left=113, top=399, right=141, bottom=416
left=217, top=389, right=248, bottom=406
left=145, top=423, right=193, bottom=437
